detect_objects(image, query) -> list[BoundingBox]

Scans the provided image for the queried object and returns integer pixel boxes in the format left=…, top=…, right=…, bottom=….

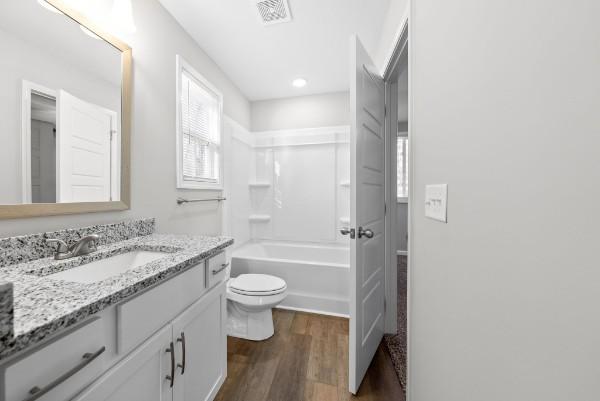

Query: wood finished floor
left=215, top=310, right=405, bottom=401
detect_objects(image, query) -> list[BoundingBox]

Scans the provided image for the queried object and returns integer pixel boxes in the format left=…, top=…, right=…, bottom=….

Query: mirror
left=0, top=0, right=131, bottom=219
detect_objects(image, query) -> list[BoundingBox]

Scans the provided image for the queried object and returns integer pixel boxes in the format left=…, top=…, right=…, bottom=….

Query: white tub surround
left=231, top=241, right=349, bottom=316
left=224, top=123, right=351, bottom=248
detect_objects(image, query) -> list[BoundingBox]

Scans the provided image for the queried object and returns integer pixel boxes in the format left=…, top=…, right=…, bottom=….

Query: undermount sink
left=48, top=251, right=170, bottom=284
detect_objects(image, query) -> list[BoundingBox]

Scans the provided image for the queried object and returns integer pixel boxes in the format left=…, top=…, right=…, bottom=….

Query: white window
left=176, top=55, right=223, bottom=190
left=397, top=134, right=408, bottom=202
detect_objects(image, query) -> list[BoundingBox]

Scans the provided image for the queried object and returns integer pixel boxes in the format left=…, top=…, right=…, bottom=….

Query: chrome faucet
left=46, top=234, right=101, bottom=260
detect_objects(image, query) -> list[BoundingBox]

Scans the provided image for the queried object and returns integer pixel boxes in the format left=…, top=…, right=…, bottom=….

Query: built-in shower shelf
left=249, top=214, right=271, bottom=223
left=340, top=180, right=350, bottom=187
left=340, top=217, right=350, bottom=225
left=248, top=182, right=271, bottom=188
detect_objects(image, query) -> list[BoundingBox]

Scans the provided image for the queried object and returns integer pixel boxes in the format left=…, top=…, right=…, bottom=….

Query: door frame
left=382, top=18, right=409, bottom=331
left=382, top=12, right=411, bottom=397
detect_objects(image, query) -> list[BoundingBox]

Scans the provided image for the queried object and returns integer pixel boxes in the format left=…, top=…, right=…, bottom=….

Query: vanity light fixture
left=292, top=78, right=307, bottom=88
left=37, top=0, right=62, bottom=14
left=111, top=0, right=137, bottom=34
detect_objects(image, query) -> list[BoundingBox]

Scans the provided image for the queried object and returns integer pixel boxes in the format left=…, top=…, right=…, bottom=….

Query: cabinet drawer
left=206, top=252, right=228, bottom=289
left=117, top=263, right=205, bottom=354
left=4, top=318, right=106, bottom=401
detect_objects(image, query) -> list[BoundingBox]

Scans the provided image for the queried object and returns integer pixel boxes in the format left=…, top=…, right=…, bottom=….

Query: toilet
left=226, top=273, right=287, bottom=341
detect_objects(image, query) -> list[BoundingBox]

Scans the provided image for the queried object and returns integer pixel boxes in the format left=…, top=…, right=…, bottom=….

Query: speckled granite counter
left=0, top=222, right=232, bottom=361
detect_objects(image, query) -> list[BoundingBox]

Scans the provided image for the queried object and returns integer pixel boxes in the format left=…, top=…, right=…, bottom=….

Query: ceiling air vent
left=255, top=0, right=292, bottom=26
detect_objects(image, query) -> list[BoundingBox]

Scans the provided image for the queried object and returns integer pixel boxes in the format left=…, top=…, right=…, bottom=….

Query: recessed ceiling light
left=292, top=78, right=307, bottom=88
left=37, top=0, right=62, bottom=14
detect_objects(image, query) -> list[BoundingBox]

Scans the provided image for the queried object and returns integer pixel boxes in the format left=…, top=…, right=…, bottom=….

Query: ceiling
left=157, top=0, right=391, bottom=101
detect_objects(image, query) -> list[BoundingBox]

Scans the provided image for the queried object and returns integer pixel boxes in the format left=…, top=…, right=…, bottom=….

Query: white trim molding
left=381, top=5, right=410, bottom=77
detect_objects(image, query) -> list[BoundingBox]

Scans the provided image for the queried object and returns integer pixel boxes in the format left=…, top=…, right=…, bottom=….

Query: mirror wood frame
left=0, top=0, right=132, bottom=220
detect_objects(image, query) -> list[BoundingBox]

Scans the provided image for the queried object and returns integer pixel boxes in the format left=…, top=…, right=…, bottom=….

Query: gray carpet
left=384, top=255, right=407, bottom=390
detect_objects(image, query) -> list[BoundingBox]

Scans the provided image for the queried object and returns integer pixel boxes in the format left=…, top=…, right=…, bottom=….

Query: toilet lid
left=229, top=274, right=287, bottom=296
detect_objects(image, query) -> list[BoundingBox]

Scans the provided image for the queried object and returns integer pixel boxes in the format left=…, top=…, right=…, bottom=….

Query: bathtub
left=231, top=241, right=350, bottom=317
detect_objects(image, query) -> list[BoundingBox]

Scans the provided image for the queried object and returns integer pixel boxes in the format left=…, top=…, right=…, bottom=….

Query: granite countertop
left=0, top=233, right=233, bottom=360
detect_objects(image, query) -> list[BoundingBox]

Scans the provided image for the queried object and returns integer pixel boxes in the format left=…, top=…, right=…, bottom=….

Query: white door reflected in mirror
left=56, top=90, right=119, bottom=203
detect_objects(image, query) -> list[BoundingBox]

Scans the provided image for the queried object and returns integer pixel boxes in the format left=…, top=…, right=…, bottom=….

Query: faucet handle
left=88, top=234, right=100, bottom=251
left=46, top=238, right=69, bottom=253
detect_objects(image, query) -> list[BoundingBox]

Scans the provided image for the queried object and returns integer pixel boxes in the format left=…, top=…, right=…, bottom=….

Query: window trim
left=175, top=55, right=224, bottom=190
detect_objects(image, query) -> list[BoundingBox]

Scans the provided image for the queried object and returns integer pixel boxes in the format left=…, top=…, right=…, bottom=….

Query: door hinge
left=384, top=202, right=387, bottom=215
left=110, top=130, right=117, bottom=140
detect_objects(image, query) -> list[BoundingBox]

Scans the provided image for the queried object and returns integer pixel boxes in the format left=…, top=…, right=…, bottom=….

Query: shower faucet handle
left=340, top=227, right=356, bottom=239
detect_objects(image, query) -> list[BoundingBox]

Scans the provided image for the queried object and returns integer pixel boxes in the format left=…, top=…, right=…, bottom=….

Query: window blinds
left=180, top=72, right=220, bottom=183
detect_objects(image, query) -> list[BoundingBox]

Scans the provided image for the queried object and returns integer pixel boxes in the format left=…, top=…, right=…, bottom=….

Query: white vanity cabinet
left=70, top=325, right=173, bottom=401
left=171, top=283, right=227, bottom=401
left=73, top=282, right=226, bottom=401
left=2, top=318, right=108, bottom=401
left=1, top=251, right=229, bottom=401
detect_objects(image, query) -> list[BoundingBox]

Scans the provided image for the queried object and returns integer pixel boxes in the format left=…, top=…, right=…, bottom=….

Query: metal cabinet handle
left=212, top=262, right=229, bottom=275
left=165, top=342, right=175, bottom=388
left=23, top=346, right=105, bottom=401
left=358, top=227, right=374, bottom=239
left=177, top=332, right=186, bottom=375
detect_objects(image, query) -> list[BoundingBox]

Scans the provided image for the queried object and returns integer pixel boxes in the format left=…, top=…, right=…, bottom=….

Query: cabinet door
left=172, top=283, right=227, bottom=401
left=72, top=326, right=173, bottom=401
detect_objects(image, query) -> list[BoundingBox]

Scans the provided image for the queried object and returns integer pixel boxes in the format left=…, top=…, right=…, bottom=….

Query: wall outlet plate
left=425, top=184, right=448, bottom=222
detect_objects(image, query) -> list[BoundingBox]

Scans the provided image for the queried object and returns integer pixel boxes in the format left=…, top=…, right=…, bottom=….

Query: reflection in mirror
left=0, top=0, right=123, bottom=205
left=30, top=92, right=57, bottom=203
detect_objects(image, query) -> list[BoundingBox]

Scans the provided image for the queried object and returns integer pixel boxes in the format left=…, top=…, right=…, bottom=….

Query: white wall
left=374, top=0, right=408, bottom=73
left=410, top=0, right=600, bottom=400
left=0, top=0, right=250, bottom=237
left=251, top=92, right=349, bottom=132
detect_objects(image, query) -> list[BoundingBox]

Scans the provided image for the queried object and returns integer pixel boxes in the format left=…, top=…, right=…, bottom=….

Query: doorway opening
left=382, top=20, right=409, bottom=392
left=20, top=81, right=121, bottom=204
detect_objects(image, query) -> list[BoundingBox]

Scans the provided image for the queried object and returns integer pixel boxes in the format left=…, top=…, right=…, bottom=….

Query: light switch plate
left=425, top=184, right=448, bottom=222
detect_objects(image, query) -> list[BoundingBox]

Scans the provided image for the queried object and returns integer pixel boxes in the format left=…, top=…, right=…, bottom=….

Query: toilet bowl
left=226, top=273, right=287, bottom=341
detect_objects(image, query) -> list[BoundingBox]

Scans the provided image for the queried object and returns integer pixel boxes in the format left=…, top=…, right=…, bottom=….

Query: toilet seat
left=228, top=274, right=287, bottom=296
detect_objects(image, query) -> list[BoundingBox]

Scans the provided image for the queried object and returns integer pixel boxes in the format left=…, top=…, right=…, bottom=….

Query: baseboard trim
left=277, top=292, right=349, bottom=318
left=276, top=305, right=349, bottom=319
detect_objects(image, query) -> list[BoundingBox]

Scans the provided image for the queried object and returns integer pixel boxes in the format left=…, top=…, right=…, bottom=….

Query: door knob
left=358, top=227, right=374, bottom=239
left=340, top=227, right=356, bottom=239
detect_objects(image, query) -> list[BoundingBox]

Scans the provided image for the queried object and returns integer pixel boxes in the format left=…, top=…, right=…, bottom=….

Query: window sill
left=177, top=180, right=223, bottom=191
left=397, top=197, right=408, bottom=204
